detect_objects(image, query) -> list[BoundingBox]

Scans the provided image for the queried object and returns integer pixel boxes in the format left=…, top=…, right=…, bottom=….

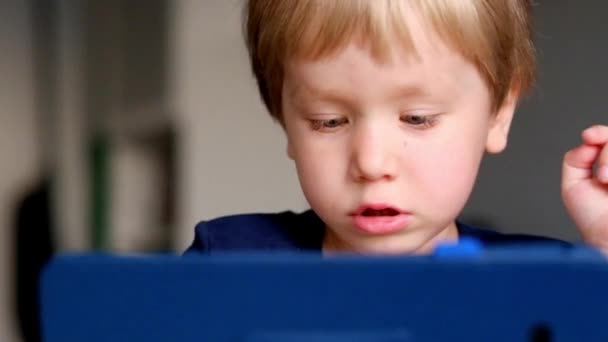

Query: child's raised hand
left=562, top=125, right=608, bottom=251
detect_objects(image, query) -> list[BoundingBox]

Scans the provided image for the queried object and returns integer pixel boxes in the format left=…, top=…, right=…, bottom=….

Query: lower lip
left=352, top=214, right=412, bottom=234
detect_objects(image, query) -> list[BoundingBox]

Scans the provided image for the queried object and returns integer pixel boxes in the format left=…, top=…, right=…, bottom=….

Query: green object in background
left=89, top=134, right=109, bottom=250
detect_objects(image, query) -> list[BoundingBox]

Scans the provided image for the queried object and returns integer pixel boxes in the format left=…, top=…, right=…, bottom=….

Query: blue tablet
left=40, top=245, right=608, bottom=342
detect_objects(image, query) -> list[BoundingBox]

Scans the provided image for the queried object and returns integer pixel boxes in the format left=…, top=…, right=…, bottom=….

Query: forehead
left=283, top=18, right=483, bottom=104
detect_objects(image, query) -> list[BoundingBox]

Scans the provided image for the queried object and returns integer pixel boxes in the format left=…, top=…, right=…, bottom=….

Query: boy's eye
left=400, top=114, right=438, bottom=129
left=310, top=117, right=349, bottom=131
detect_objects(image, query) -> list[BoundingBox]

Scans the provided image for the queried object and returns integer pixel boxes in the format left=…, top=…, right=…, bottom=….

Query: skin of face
left=281, top=12, right=517, bottom=254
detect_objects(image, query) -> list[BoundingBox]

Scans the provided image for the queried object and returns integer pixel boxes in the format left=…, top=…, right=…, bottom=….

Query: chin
left=353, top=238, right=422, bottom=256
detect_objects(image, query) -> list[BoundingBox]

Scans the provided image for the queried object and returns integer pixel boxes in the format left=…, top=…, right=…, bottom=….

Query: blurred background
left=0, top=0, right=605, bottom=341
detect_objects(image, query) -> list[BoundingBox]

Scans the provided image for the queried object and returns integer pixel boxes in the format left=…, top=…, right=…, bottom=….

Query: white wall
left=54, top=0, right=90, bottom=251
left=170, top=0, right=308, bottom=250
left=0, top=1, right=40, bottom=341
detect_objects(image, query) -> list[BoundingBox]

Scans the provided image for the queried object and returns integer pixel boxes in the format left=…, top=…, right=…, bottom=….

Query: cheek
left=410, top=136, right=485, bottom=208
left=290, top=136, right=347, bottom=206
left=422, top=115, right=489, bottom=190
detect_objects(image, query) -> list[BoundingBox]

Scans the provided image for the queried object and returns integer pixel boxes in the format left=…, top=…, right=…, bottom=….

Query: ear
left=486, top=86, right=520, bottom=154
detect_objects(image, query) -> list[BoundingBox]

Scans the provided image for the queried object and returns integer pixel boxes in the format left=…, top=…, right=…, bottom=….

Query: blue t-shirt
left=184, top=210, right=570, bottom=253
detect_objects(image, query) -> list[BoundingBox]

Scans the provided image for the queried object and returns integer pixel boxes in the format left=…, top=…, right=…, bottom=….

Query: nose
left=349, top=121, right=398, bottom=183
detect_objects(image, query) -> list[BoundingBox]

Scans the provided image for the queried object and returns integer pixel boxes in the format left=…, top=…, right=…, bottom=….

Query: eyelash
left=400, top=114, right=439, bottom=129
left=309, top=114, right=439, bottom=132
left=310, top=117, right=348, bottom=131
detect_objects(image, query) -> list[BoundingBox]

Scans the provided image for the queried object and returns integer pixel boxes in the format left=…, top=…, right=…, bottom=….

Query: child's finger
left=582, top=125, right=608, bottom=146
left=580, top=125, right=608, bottom=183
left=597, top=143, right=608, bottom=183
left=562, top=144, right=602, bottom=188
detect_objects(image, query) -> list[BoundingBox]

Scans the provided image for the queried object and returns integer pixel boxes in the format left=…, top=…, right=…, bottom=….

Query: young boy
left=186, top=0, right=608, bottom=255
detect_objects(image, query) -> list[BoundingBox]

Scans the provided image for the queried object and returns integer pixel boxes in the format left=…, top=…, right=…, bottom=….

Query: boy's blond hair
left=244, top=0, right=536, bottom=122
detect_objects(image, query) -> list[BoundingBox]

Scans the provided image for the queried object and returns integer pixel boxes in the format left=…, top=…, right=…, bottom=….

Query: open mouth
left=361, top=208, right=400, bottom=216
left=352, top=205, right=411, bottom=234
